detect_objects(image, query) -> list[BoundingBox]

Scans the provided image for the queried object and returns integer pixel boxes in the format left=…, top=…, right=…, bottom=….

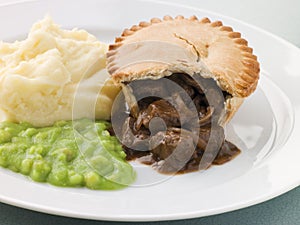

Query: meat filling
left=115, top=73, right=240, bottom=174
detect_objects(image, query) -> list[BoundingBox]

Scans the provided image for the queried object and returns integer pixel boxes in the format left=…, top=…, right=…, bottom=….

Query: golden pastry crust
left=223, top=96, right=244, bottom=125
left=107, top=15, right=259, bottom=98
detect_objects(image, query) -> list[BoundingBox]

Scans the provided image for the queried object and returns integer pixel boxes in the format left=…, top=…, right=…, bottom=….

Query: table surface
left=0, top=0, right=299, bottom=224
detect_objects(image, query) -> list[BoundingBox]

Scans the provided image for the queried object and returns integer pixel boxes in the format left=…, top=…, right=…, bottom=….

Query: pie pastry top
left=107, top=15, right=260, bottom=98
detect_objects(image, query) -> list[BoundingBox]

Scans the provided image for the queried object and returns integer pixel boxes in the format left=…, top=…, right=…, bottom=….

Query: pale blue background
left=0, top=0, right=299, bottom=224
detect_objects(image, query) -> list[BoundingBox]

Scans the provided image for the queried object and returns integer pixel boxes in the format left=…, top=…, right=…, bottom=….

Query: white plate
left=0, top=0, right=300, bottom=222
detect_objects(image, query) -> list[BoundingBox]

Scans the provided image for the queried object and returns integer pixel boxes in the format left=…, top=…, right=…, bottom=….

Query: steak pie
left=107, top=16, right=260, bottom=174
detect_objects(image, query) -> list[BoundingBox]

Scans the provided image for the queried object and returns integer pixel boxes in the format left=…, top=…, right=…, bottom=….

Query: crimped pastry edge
left=107, top=15, right=260, bottom=98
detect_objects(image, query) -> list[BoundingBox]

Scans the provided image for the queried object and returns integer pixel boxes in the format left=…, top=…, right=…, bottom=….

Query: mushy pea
left=0, top=118, right=136, bottom=190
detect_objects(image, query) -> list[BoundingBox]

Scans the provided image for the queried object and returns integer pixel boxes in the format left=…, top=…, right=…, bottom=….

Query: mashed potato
left=0, top=17, right=120, bottom=126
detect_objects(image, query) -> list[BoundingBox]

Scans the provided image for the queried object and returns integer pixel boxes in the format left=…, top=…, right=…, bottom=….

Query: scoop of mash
left=0, top=17, right=120, bottom=126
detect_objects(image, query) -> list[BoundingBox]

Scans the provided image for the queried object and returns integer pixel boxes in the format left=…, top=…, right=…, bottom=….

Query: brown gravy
left=113, top=73, right=241, bottom=174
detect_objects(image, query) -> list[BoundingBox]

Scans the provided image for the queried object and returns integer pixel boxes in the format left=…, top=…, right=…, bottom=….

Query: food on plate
left=0, top=119, right=135, bottom=190
left=0, top=17, right=120, bottom=127
left=107, top=16, right=260, bottom=173
left=0, top=15, right=260, bottom=190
